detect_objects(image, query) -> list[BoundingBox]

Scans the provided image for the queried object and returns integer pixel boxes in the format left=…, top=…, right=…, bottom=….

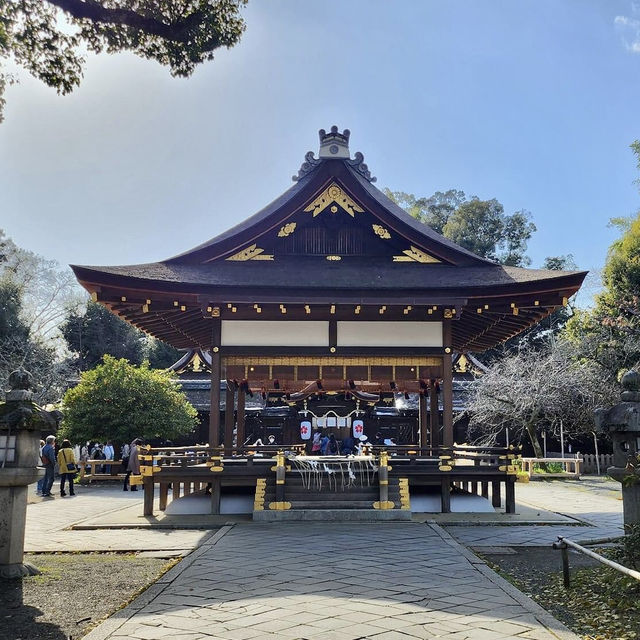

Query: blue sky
left=1, top=1, right=639, bottom=304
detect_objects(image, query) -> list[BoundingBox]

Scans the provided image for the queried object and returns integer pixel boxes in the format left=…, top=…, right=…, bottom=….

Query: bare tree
left=1, top=229, right=83, bottom=341
left=464, top=340, right=617, bottom=456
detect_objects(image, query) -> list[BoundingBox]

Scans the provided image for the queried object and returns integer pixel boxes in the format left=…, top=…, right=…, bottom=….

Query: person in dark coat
left=123, top=438, right=142, bottom=492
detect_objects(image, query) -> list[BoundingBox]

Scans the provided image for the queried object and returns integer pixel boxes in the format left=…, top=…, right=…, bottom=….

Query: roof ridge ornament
left=292, top=127, right=376, bottom=183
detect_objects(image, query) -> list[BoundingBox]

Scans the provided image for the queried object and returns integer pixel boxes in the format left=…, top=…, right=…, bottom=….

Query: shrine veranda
left=71, top=128, right=586, bottom=517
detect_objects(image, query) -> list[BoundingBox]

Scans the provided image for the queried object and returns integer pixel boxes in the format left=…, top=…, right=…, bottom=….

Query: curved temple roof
left=71, top=127, right=587, bottom=352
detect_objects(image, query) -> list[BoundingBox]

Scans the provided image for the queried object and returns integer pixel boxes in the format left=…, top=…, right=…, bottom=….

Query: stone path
left=446, top=478, right=624, bottom=548
left=84, top=523, right=578, bottom=640
left=25, top=485, right=210, bottom=552
left=23, top=478, right=624, bottom=639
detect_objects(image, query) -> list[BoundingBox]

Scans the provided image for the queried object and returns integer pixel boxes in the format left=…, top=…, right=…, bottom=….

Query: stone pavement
left=84, top=523, right=578, bottom=640
left=445, top=478, right=624, bottom=548
left=25, top=485, right=210, bottom=552
left=22, top=478, right=624, bottom=639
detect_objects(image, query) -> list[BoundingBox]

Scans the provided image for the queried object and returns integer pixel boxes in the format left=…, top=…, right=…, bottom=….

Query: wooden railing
left=136, top=443, right=520, bottom=516
left=79, top=459, right=125, bottom=483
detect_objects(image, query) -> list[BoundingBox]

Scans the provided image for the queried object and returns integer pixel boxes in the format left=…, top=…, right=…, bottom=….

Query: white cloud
left=615, top=9, right=640, bottom=54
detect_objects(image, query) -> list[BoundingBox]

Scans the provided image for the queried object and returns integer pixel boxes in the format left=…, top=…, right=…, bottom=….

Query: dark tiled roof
left=72, top=260, right=585, bottom=293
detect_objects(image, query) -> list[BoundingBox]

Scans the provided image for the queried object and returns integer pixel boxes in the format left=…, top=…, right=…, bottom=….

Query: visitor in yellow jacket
left=56, top=439, right=77, bottom=497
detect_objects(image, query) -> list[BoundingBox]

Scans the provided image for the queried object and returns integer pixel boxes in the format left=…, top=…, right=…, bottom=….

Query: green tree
left=146, top=338, right=182, bottom=369
left=566, top=141, right=640, bottom=378
left=0, top=0, right=247, bottom=121
left=61, top=301, right=182, bottom=370
left=385, top=189, right=536, bottom=266
left=61, top=301, right=146, bottom=370
left=60, top=355, right=198, bottom=443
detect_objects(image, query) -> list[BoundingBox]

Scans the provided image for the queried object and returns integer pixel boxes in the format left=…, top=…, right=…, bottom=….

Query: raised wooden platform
left=137, top=444, right=519, bottom=519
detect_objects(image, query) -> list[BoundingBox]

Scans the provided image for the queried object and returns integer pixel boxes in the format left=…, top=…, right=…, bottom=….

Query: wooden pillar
left=236, top=385, right=246, bottom=451
left=429, top=380, right=439, bottom=449
left=209, top=319, right=222, bottom=447
left=210, top=477, right=221, bottom=514
left=159, top=482, right=169, bottom=511
left=442, top=319, right=454, bottom=448
left=143, top=476, right=154, bottom=516
left=505, top=478, right=516, bottom=514
left=491, top=480, right=501, bottom=508
left=440, top=477, right=451, bottom=513
left=481, top=481, right=489, bottom=499
left=224, top=381, right=235, bottom=456
left=418, top=393, right=428, bottom=450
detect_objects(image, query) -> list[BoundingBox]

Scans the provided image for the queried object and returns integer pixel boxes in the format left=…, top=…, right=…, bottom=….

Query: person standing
left=40, top=435, right=56, bottom=497
left=103, top=440, right=114, bottom=474
left=123, top=439, right=142, bottom=492
left=36, top=439, right=45, bottom=495
left=56, top=439, right=76, bottom=497
left=120, top=442, right=130, bottom=471
left=77, top=442, right=89, bottom=482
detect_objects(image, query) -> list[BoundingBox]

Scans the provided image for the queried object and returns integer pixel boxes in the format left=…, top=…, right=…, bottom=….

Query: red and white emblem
left=300, top=421, right=311, bottom=440
left=353, top=419, right=364, bottom=438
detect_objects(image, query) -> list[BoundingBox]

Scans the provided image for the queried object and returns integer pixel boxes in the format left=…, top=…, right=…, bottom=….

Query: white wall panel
left=337, top=321, right=442, bottom=347
left=221, top=321, right=328, bottom=347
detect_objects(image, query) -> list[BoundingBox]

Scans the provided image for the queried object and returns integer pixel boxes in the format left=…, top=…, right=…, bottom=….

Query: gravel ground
left=0, top=553, right=176, bottom=640
left=479, top=546, right=638, bottom=640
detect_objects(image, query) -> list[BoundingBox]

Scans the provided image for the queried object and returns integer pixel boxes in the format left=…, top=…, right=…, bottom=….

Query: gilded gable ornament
left=277, top=222, right=297, bottom=237
left=393, top=246, right=441, bottom=264
left=372, top=224, right=391, bottom=239
left=303, top=182, right=365, bottom=218
left=226, top=244, right=274, bottom=261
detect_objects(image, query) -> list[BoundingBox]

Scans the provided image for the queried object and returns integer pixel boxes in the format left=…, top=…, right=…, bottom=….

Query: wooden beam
left=224, top=382, right=235, bottom=455
left=236, top=385, right=246, bottom=448
left=442, top=318, right=453, bottom=447
left=209, top=319, right=221, bottom=447
left=419, top=392, right=428, bottom=449
left=429, top=380, right=439, bottom=447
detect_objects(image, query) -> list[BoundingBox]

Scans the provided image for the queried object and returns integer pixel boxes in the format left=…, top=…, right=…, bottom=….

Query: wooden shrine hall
left=71, top=127, right=587, bottom=518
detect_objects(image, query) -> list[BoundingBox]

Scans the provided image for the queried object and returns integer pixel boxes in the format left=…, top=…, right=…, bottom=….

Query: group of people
left=36, top=436, right=144, bottom=497
left=37, top=435, right=77, bottom=497
left=308, top=431, right=397, bottom=456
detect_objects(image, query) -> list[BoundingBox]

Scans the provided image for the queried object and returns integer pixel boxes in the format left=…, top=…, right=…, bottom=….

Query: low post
left=553, top=540, right=571, bottom=588
left=208, top=453, right=224, bottom=514
left=268, top=450, right=291, bottom=510
left=275, top=449, right=286, bottom=503
left=139, top=451, right=155, bottom=516
left=439, top=454, right=453, bottom=513
left=374, top=450, right=393, bottom=510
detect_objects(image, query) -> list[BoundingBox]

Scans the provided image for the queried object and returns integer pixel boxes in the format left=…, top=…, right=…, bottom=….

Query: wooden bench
left=521, top=457, right=582, bottom=479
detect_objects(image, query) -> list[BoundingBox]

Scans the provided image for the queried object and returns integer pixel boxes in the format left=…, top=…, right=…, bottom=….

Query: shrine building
left=70, top=128, right=587, bottom=517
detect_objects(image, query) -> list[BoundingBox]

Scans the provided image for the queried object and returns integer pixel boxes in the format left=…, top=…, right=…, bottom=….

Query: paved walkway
left=22, top=478, right=624, bottom=639
left=84, top=523, right=578, bottom=640
left=25, top=485, right=210, bottom=552
left=445, top=478, right=624, bottom=548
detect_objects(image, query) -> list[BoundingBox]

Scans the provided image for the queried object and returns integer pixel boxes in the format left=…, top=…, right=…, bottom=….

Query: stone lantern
left=594, top=370, right=640, bottom=528
left=0, top=369, right=59, bottom=578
